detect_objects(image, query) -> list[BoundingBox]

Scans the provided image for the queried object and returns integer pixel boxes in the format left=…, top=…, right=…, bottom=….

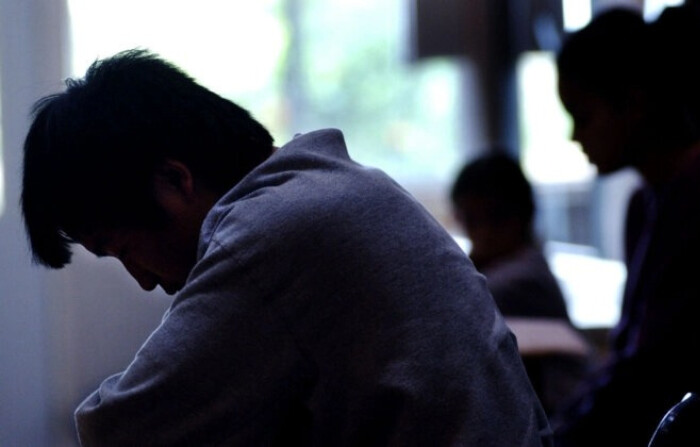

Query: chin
left=584, top=150, right=628, bottom=174
left=594, top=163, right=626, bottom=176
left=586, top=156, right=624, bottom=176
left=160, top=284, right=181, bottom=295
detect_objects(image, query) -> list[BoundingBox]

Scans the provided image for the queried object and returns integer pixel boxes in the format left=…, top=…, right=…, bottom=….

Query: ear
left=152, top=159, right=196, bottom=209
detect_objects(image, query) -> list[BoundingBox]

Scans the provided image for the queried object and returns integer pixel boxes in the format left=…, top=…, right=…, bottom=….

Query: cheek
left=153, top=236, right=197, bottom=280
left=466, top=224, right=500, bottom=249
left=131, top=224, right=199, bottom=287
left=578, top=119, right=610, bottom=152
left=578, top=114, right=629, bottom=165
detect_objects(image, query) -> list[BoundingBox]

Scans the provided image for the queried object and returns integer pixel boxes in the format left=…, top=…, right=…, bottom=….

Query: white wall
left=0, top=2, right=171, bottom=446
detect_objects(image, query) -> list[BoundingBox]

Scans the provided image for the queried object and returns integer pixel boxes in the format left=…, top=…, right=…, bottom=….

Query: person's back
left=552, top=5, right=700, bottom=446
left=21, top=49, right=553, bottom=446
left=450, top=151, right=592, bottom=416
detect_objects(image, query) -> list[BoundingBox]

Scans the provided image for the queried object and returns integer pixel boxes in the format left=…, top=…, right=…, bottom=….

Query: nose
left=570, top=124, right=581, bottom=144
left=121, top=260, right=158, bottom=291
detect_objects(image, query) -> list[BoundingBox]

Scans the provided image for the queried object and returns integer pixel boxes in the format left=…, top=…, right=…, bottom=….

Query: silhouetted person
left=551, top=5, right=700, bottom=446
left=450, top=150, right=592, bottom=417
left=20, top=49, right=554, bottom=446
left=450, top=150, right=568, bottom=319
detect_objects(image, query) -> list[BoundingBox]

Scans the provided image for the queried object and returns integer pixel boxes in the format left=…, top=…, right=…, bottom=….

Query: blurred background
left=0, top=0, right=683, bottom=445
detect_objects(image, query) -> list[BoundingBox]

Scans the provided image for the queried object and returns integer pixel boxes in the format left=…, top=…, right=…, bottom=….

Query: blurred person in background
left=450, top=150, right=592, bottom=417
left=552, top=4, right=700, bottom=446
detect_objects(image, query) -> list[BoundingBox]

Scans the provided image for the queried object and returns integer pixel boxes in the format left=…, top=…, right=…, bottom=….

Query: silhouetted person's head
left=557, top=5, right=700, bottom=179
left=450, top=151, right=535, bottom=269
left=22, top=49, right=274, bottom=292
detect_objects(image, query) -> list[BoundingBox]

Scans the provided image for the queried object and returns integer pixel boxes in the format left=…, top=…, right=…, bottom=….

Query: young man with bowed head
left=21, top=49, right=553, bottom=446
left=552, top=5, right=700, bottom=446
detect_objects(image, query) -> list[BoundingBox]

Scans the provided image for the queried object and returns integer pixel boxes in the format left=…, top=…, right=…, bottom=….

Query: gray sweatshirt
left=75, top=129, right=553, bottom=446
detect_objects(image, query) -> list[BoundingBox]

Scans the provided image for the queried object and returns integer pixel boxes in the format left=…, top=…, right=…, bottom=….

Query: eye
left=98, top=231, right=129, bottom=261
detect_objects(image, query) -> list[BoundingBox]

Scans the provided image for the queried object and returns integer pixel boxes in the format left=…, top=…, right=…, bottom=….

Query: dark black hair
left=556, top=7, right=647, bottom=107
left=21, top=49, right=274, bottom=268
left=450, top=150, right=535, bottom=226
left=557, top=4, right=700, bottom=151
left=646, top=2, right=700, bottom=145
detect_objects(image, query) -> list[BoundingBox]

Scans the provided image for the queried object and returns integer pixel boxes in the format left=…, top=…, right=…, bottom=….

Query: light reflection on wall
left=0, top=158, right=4, bottom=216
left=0, top=117, right=4, bottom=217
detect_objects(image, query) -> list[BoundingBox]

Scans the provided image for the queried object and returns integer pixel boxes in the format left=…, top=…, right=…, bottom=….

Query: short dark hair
left=450, top=150, right=535, bottom=226
left=556, top=7, right=647, bottom=107
left=22, top=49, right=274, bottom=268
left=557, top=5, right=700, bottom=150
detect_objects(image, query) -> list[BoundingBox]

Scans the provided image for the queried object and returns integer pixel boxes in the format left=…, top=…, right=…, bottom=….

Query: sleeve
left=74, top=239, right=315, bottom=447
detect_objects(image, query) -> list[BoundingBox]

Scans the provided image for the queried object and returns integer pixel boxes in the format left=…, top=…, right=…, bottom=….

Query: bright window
left=68, top=0, right=645, bottom=329
left=68, top=0, right=464, bottom=218
left=517, top=51, right=594, bottom=186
